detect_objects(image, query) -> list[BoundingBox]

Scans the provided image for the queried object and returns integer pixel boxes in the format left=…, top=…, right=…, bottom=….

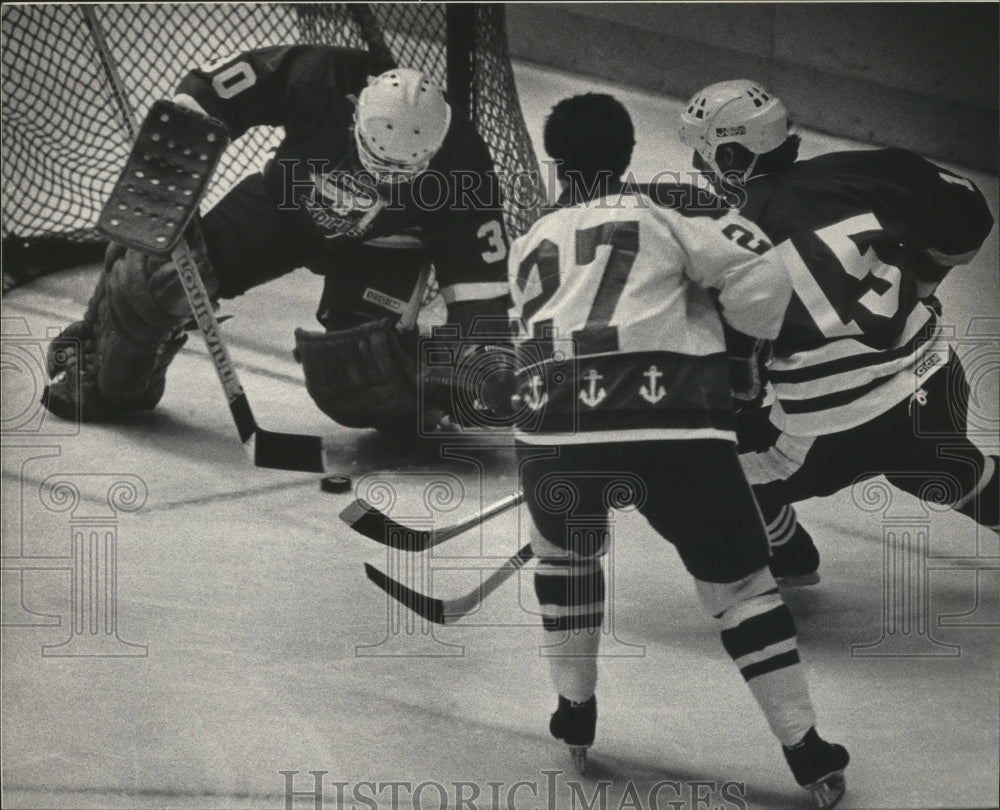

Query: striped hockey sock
left=534, top=555, right=605, bottom=702
left=719, top=589, right=816, bottom=746
left=700, top=570, right=817, bottom=747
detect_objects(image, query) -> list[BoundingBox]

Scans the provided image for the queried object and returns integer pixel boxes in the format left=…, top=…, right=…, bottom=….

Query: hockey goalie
left=42, top=44, right=513, bottom=434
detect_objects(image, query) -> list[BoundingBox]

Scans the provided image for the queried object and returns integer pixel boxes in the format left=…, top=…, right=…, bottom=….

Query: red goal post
left=1, top=3, right=541, bottom=286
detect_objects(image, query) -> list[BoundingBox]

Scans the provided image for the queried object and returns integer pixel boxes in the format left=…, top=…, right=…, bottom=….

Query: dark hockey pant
left=742, top=354, right=999, bottom=532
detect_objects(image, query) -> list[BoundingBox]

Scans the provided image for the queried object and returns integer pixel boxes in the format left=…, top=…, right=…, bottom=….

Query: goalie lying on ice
left=42, top=45, right=513, bottom=433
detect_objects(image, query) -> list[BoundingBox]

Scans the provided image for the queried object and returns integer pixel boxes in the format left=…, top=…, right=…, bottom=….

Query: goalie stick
left=364, top=543, right=534, bottom=624
left=83, top=8, right=426, bottom=474
left=340, top=490, right=524, bottom=550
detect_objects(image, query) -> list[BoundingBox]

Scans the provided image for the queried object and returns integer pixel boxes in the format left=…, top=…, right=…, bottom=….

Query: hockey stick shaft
left=455, top=543, right=534, bottom=618
left=85, top=9, right=326, bottom=473
left=432, top=491, right=524, bottom=545
left=398, top=261, right=431, bottom=332
left=340, top=490, right=525, bottom=550
left=364, top=542, right=534, bottom=624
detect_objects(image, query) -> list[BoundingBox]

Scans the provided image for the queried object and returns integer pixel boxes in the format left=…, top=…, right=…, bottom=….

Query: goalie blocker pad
left=98, top=99, right=229, bottom=256
left=294, top=318, right=421, bottom=432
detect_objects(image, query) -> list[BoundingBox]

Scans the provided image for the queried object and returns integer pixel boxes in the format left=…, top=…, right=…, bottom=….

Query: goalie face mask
left=353, top=68, right=452, bottom=186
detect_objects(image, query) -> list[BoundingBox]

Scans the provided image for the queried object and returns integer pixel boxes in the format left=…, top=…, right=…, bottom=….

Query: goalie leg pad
left=105, top=218, right=218, bottom=344
left=43, top=269, right=189, bottom=422
left=294, top=318, right=420, bottom=431
left=42, top=227, right=214, bottom=422
left=99, top=221, right=215, bottom=402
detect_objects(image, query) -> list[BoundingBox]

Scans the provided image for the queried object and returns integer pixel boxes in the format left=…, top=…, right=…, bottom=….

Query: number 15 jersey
left=507, top=183, right=792, bottom=444
left=740, top=148, right=995, bottom=436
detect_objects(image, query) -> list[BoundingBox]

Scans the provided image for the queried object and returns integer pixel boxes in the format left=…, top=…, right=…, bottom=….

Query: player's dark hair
left=544, top=93, right=635, bottom=189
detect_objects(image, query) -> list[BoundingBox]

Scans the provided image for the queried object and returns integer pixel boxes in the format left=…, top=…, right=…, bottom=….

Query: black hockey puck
left=320, top=475, right=352, bottom=494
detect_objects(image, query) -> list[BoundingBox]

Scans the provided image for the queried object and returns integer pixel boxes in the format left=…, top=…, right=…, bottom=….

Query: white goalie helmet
left=678, top=79, right=789, bottom=183
left=353, top=68, right=452, bottom=183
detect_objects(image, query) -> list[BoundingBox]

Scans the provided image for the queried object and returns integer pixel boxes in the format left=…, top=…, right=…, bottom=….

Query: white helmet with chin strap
left=678, top=79, right=788, bottom=183
left=353, top=68, right=452, bottom=184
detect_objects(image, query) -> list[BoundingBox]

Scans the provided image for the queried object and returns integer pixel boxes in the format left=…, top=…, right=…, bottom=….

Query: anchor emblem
left=639, top=365, right=666, bottom=404
left=579, top=369, right=607, bottom=408
left=522, top=374, right=548, bottom=411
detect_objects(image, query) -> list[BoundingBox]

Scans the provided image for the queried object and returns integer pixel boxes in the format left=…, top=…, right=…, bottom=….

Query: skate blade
left=569, top=745, right=589, bottom=775
left=805, top=769, right=845, bottom=809
left=776, top=572, right=821, bottom=587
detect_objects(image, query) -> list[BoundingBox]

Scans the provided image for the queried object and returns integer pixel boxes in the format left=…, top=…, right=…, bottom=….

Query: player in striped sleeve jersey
left=679, top=80, right=998, bottom=583
left=508, top=93, right=848, bottom=806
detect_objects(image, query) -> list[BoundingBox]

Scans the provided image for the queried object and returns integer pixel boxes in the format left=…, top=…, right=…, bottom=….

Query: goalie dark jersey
left=739, top=148, right=994, bottom=435
left=176, top=44, right=509, bottom=309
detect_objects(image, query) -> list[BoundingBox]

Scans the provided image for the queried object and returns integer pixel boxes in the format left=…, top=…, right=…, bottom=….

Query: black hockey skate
left=769, top=524, right=820, bottom=587
left=782, top=727, right=849, bottom=808
left=550, top=694, right=596, bottom=775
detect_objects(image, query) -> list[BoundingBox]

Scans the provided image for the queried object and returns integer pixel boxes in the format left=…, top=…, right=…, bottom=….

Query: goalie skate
left=97, top=99, right=229, bottom=256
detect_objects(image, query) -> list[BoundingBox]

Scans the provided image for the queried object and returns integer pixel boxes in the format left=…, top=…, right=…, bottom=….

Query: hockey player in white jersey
left=508, top=93, right=849, bottom=807
left=678, top=80, right=998, bottom=583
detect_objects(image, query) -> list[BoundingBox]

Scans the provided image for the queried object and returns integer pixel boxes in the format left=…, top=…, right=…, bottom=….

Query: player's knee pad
left=533, top=529, right=606, bottom=633
left=694, top=566, right=778, bottom=622
left=91, top=233, right=205, bottom=408
left=697, top=570, right=799, bottom=682
left=43, top=273, right=188, bottom=421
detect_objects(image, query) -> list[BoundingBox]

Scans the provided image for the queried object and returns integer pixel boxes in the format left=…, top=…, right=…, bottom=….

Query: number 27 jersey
left=740, top=148, right=995, bottom=436
left=507, top=183, right=791, bottom=444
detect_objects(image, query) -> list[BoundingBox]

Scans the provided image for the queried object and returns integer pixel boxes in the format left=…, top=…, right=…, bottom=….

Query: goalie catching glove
left=294, top=317, right=425, bottom=433
left=294, top=320, right=518, bottom=433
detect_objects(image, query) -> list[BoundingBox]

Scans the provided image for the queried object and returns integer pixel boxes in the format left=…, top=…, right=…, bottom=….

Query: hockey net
left=1, top=3, right=541, bottom=286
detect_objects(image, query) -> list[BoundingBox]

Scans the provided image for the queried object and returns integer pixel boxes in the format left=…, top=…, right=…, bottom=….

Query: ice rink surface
left=2, top=62, right=998, bottom=810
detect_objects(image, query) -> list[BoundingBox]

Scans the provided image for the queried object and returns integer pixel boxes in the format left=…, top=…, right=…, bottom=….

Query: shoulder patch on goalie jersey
left=98, top=99, right=229, bottom=256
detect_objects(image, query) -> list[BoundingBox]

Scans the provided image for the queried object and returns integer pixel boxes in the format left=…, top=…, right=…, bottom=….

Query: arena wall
left=506, top=3, right=999, bottom=173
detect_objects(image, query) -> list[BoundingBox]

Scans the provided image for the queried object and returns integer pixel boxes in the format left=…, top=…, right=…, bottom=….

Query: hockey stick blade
left=341, top=491, right=524, bottom=550
left=364, top=563, right=445, bottom=624
left=253, top=428, right=326, bottom=473
left=364, top=543, right=534, bottom=625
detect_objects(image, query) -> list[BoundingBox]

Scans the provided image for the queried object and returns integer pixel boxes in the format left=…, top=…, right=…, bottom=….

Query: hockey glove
left=724, top=324, right=771, bottom=408
left=294, top=317, right=421, bottom=432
